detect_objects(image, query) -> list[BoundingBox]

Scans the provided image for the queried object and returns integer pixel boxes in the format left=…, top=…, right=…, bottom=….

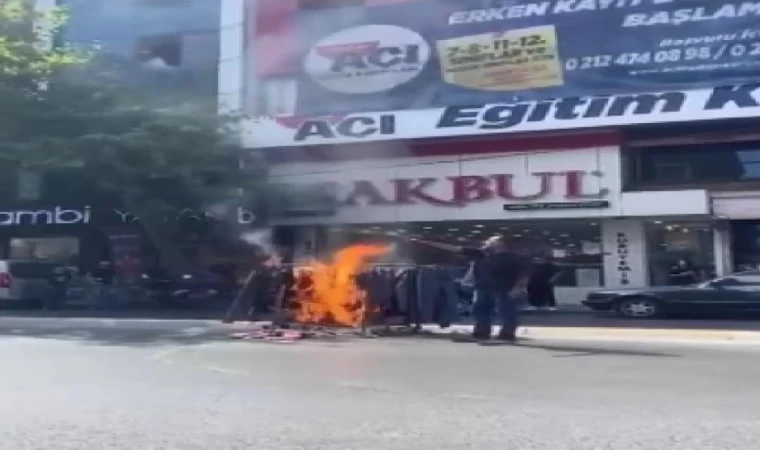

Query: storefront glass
left=321, top=220, right=604, bottom=287
left=730, top=220, right=760, bottom=271
left=9, top=237, right=80, bottom=264
left=630, top=140, right=760, bottom=186
left=646, top=221, right=715, bottom=285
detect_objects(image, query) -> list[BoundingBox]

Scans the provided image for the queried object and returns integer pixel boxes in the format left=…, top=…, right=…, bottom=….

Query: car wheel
left=616, top=296, right=660, bottom=319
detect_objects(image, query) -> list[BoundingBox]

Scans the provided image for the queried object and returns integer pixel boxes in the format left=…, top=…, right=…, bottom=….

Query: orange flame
left=293, top=244, right=392, bottom=327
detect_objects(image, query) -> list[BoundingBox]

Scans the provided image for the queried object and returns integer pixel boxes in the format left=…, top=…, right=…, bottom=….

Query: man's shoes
left=451, top=332, right=490, bottom=343
left=493, top=334, right=518, bottom=344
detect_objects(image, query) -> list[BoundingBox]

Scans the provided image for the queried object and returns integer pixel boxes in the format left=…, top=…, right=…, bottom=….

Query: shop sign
left=112, top=207, right=257, bottom=225
left=249, top=84, right=760, bottom=147
left=292, top=114, right=396, bottom=142
left=304, top=25, right=431, bottom=94
left=503, top=200, right=610, bottom=211
left=0, top=207, right=91, bottom=226
left=329, top=170, right=607, bottom=206
left=616, top=231, right=631, bottom=286
left=0, top=206, right=257, bottom=226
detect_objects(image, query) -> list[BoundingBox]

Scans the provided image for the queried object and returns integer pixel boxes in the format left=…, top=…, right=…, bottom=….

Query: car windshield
left=697, top=271, right=760, bottom=288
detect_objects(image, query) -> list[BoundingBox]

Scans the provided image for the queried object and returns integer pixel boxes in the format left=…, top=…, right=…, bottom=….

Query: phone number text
left=564, top=43, right=760, bottom=71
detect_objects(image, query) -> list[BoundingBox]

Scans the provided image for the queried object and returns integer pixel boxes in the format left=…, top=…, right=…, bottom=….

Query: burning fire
left=293, top=244, right=391, bottom=327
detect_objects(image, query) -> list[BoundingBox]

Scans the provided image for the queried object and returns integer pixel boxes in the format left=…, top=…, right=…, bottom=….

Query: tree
left=0, top=0, right=270, bottom=269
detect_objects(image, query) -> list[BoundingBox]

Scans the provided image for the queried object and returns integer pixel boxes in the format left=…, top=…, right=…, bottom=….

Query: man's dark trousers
left=472, top=289, right=518, bottom=339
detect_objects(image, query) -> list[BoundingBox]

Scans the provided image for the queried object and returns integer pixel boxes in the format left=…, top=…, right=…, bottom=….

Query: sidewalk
left=452, top=307, right=760, bottom=343
left=6, top=305, right=760, bottom=344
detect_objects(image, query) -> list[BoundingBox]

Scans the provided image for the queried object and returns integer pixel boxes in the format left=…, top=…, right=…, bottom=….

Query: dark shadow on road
left=518, top=341, right=680, bottom=358
left=6, top=306, right=760, bottom=332
left=0, top=306, right=227, bottom=321
left=477, top=310, right=760, bottom=332
left=0, top=324, right=232, bottom=348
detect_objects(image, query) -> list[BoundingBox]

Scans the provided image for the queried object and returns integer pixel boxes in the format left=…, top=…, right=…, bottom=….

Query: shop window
left=135, top=33, right=182, bottom=69
left=10, top=237, right=80, bottom=265
left=254, top=78, right=298, bottom=116
left=634, top=141, right=760, bottom=186
left=321, top=220, right=604, bottom=287
left=653, top=162, right=691, bottom=182
left=730, top=221, right=760, bottom=271
left=646, top=221, right=715, bottom=286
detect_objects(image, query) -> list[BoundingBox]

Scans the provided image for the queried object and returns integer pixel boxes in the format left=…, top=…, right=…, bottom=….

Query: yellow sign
left=436, top=25, right=563, bottom=91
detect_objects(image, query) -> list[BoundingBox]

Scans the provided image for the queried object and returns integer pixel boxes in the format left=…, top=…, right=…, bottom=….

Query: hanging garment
left=416, top=267, right=458, bottom=328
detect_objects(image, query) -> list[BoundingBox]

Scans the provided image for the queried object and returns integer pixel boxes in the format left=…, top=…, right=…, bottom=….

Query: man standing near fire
left=412, top=235, right=530, bottom=343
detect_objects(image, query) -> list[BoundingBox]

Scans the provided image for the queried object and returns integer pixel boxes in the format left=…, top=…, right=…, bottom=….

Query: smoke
left=238, top=229, right=275, bottom=254
left=202, top=200, right=276, bottom=255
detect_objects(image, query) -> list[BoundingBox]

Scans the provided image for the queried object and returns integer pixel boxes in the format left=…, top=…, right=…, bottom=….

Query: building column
left=602, top=219, right=649, bottom=288
left=713, top=221, right=733, bottom=276
left=218, top=0, right=246, bottom=115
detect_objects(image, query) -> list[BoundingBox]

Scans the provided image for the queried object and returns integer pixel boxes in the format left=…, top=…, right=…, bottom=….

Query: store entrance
left=321, top=219, right=604, bottom=289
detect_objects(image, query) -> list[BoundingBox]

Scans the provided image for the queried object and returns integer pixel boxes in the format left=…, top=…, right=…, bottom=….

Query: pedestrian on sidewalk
left=668, top=259, right=698, bottom=286
left=411, top=235, right=530, bottom=343
left=44, top=265, right=72, bottom=310
left=527, top=255, right=560, bottom=311
left=90, top=260, right=115, bottom=309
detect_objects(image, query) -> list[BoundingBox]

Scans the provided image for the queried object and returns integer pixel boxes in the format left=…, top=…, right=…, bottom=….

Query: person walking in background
left=527, top=255, right=561, bottom=311
left=90, top=260, right=115, bottom=309
left=668, top=258, right=698, bottom=286
left=412, top=235, right=530, bottom=343
left=44, top=265, right=72, bottom=310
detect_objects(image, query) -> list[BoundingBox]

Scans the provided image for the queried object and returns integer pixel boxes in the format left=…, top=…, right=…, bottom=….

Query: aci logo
left=304, top=25, right=430, bottom=94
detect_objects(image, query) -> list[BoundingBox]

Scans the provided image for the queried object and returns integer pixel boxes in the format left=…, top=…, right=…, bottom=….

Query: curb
left=519, top=326, right=760, bottom=343
left=428, top=324, right=760, bottom=344
left=5, top=316, right=760, bottom=344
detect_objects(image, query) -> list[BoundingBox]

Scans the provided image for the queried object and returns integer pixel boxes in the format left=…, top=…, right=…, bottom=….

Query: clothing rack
left=225, top=263, right=464, bottom=341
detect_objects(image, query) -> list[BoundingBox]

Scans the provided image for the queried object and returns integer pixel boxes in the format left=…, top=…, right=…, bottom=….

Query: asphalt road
left=2, top=318, right=760, bottom=450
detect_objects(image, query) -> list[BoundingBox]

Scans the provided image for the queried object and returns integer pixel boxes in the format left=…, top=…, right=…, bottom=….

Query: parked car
left=142, top=267, right=231, bottom=308
left=0, top=260, right=63, bottom=305
left=583, top=271, right=760, bottom=318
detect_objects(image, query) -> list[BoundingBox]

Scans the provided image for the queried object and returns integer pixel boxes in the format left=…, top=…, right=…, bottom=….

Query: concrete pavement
left=8, top=308, right=760, bottom=344
left=3, top=318, right=760, bottom=449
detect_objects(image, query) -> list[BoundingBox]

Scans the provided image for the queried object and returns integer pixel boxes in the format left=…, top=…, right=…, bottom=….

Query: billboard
left=285, top=0, right=760, bottom=115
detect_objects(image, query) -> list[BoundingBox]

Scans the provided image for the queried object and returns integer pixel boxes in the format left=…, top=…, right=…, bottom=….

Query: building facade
left=229, top=0, right=760, bottom=305
left=0, top=0, right=230, bottom=278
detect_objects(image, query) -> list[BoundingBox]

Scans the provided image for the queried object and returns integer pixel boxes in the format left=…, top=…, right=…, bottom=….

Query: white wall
left=218, top=0, right=245, bottom=114
left=621, top=190, right=709, bottom=217
left=712, top=191, right=760, bottom=219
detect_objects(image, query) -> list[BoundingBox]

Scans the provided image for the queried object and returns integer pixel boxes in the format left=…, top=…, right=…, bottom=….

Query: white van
left=0, top=260, right=59, bottom=304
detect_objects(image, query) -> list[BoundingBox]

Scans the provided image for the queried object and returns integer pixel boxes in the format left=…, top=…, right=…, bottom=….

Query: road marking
left=148, top=346, right=253, bottom=377
left=148, top=348, right=182, bottom=365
